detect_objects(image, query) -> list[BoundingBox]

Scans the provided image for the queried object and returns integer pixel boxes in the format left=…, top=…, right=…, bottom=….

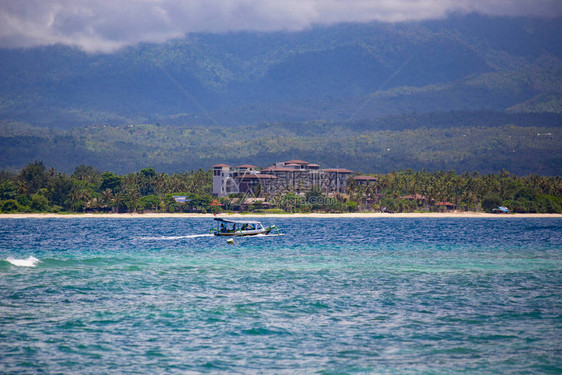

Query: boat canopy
left=214, top=218, right=262, bottom=225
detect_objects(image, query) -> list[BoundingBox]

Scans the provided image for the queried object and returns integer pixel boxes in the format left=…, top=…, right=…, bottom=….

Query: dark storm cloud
left=1, top=0, right=560, bottom=52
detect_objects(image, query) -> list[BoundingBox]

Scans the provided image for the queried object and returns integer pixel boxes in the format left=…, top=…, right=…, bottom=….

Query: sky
left=1, top=0, right=561, bottom=53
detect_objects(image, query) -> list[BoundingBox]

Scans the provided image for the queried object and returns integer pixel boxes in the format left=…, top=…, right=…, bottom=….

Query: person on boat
left=220, top=223, right=226, bottom=233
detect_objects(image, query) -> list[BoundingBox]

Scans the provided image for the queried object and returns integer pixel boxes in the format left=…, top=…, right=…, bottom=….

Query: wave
left=251, top=233, right=285, bottom=238
left=6, top=256, right=41, bottom=267
left=138, top=233, right=282, bottom=240
left=139, top=234, right=213, bottom=240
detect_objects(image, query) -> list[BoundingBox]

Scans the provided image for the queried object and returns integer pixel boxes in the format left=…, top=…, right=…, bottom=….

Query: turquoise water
left=1, top=218, right=561, bottom=374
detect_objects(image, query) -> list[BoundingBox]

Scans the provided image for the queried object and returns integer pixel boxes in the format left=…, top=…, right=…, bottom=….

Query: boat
left=210, top=218, right=279, bottom=236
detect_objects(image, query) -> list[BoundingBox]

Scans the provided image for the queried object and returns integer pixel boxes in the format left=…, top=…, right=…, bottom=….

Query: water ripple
left=0, top=217, right=560, bottom=373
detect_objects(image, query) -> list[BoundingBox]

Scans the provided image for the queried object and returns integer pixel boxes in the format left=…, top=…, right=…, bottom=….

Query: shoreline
left=1, top=212, right=561, bottom=219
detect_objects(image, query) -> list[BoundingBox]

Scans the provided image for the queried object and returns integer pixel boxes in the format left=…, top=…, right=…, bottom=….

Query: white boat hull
left=213, top=228, right=273, bottom=237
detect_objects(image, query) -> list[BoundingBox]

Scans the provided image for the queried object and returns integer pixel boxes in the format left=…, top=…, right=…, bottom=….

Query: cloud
left=0, top=0, right=561, bottom=53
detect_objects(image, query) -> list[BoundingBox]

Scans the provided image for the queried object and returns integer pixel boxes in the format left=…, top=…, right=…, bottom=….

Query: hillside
left=0, top=14, right=561, bottom=128
left=1, top=112, right=561, bottom=175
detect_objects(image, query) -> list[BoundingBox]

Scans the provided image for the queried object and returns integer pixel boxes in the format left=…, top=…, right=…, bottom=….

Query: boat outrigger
left=210, top=218, right=279, bottom=237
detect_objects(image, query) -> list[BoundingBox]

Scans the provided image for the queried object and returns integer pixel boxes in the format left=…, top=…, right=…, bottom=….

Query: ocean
left=1, top=217, right=561, bottom=373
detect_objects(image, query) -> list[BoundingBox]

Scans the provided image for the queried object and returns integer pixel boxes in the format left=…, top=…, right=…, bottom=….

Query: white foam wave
left=139, top=234, right=213, bottom=240
left=6, top=256, right=41, bottom=267
left=138, top=233, right=281, bottom=240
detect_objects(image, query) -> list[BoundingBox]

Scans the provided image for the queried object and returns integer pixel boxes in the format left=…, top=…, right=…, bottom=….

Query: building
left=352, top=175, right=378, bottom=185
left=212, top=160, right=359, bottom=197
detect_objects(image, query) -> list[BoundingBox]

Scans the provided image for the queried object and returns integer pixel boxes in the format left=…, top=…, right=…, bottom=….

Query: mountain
left=0, top=14, right=561, bottom=128
left=1, top=112, right=561, bottom=175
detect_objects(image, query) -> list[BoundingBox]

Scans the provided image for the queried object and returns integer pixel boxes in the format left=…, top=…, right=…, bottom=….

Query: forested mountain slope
left=1, top=112, right=561, bottom=175
left=0, top=14, right=560, bottom=128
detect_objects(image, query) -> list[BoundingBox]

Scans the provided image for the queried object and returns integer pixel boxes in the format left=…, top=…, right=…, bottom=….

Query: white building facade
left=212, top=160, right=355, bottom=197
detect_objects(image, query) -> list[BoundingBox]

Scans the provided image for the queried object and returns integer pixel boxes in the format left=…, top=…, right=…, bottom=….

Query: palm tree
left=101, top=188, right=114, bottom=208
left=16, top=180, right=27, bottom=195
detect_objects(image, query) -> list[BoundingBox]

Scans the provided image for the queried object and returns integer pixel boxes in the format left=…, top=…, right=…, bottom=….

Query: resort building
left=212, top=159, right=369, bottom=197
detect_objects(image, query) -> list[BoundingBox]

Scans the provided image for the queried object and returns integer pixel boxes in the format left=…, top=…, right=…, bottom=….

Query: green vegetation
left=1, top=115, right=561, bottom=176
left=1, top=162, right=560, bottom=214
left=361, top=169, right=562, bottom=213
left=0, top=15, right=560, bottom=128
left=0, top=161, right=212, bottom=214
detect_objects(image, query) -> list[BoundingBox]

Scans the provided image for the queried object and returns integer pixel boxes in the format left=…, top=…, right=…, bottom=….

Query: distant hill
left=0, top=14, right=560, bottom=128
left=1, top=112, right=561, bottom=175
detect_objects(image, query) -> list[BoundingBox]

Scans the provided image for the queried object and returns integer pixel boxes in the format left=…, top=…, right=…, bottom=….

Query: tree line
left=0, top=161, right=213, bottom=214
left=349, top=169, right=562, bottom=214
left=0, top=161, right=561, bottom=214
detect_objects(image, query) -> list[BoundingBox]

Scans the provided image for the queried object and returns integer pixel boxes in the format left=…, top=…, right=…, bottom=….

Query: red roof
left=353, top=175, right=377, bottom=181
left=235, top=174, right=277, bottom=179
left=262, top=167, right=296, bottom=172
left=210, top=199, right=223, bottom=206
left=436, top=201, right=455, bottom=207
left=211, top=163, right=231, bottom=168
left=284, top=160, right=309, bottom=165
left=237, top=164, right=257, bottom=169
left=323, top=168, right=354, bottom=173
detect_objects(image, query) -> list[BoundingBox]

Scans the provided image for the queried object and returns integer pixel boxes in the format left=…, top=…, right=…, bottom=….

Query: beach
left=1, top=212, right=560, bottom=219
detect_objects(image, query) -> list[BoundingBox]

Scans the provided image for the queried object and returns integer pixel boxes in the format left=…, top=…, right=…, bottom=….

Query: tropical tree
left=0, top=181, right=17, bottom=201
left=139, top=194, right=161, bottom=211
left=47, top=172, right=73, bottom=208
left=72, top=165, right=101, bottom=185
left=1, top=199, right=19, bottom=212
left=30, top=192, right=49, bottom=212
left=481, top=193, right=502, bottom=212
left=18, top=161, right=48, bottom=195
left=100, top=171, right=122, bottom=193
